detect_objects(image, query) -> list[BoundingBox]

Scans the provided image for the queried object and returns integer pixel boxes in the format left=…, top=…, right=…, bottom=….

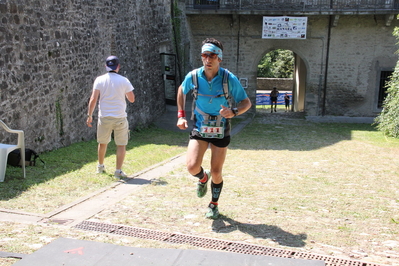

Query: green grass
left=0, top=125, right=187, bottom=213
left=1, top=114, right=399, bottom=265
left=256, top=105, right=287, bottom=111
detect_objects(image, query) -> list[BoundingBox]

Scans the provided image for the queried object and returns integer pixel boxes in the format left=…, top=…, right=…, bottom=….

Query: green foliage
left=257, top=49, right=294, bottom=78
left=374, top=27, right=399, bottom=138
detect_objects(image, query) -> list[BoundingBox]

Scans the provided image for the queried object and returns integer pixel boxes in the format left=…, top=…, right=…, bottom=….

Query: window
left=378, top=70, right=393, bottom=108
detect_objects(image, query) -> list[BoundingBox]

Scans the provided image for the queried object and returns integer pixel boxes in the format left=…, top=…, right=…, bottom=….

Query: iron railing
left=187, top=0, right=399, bottom=13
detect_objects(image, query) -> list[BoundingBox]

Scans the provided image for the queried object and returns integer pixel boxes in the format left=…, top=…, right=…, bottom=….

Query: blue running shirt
left=181, top=67, right=248, bottom=132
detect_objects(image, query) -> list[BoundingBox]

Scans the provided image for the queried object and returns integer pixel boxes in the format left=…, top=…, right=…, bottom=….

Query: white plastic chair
left=0, top=120, right=25, bottom=182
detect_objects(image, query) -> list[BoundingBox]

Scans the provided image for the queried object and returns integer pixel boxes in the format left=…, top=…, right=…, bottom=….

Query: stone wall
left=186, top=14, right=398, bottom=117
left=257, top=78, right=293, bottom=91
left=2, top=2, right=398, bottom=152
left=0, top=0, right=175, bottom=152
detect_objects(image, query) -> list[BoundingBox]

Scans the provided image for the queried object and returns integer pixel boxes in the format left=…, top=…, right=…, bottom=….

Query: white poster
left=262, top=16, right=307, bottom=39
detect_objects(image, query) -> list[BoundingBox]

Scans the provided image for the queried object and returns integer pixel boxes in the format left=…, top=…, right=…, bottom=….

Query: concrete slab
left=0, top=208, right=44, bottom=224
left=153, top=102, right=193, bottom=133
left=12, top=237, right=325, bottom=266
left=39, top=155, right=187, bottom=227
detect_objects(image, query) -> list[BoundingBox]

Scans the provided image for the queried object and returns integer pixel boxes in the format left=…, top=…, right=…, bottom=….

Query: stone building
left=0, top=0, right=176, bottom=152
left=1, top=0, right=399, bottom=152
left=181, top=0, right=399, bottom=116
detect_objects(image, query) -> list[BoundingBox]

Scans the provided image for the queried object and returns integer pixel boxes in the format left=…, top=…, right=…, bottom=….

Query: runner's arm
left=176, top=85, right=188, bottom=130
left=236, top=97, right=252, bottom=116
left=220, top=97, right=252, bottom=119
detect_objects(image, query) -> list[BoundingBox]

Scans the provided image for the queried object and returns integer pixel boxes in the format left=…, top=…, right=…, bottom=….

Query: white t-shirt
left=93, top=72, right=134, bottom=118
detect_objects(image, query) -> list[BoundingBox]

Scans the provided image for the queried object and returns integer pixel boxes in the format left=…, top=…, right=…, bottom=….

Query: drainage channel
left=74, top=221, right=384, bottom=266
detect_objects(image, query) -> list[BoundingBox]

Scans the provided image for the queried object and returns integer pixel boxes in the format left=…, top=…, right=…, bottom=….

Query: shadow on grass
left=1, top=125, right=187, bottom=201
left=212, top=215, right=307, bottom=248
left=1, top=111, right=390, bottom=211
left=231, top=112, right=380, bottom=151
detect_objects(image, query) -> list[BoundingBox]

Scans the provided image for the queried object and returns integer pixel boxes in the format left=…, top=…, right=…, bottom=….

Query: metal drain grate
left=74, top=221, right=384, bottom=266
left=166, top=233, right=230, bottom=250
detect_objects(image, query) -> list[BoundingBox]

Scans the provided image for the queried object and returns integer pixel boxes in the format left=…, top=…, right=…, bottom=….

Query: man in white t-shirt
left=86, top=56, right=135, bottom=179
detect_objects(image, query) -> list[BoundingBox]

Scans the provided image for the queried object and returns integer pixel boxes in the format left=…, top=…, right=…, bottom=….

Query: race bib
left=200, top=120, right=224, bottom=139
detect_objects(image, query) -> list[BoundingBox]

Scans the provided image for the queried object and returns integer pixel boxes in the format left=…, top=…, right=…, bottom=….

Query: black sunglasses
left=201, top=53, right=218, bottom=59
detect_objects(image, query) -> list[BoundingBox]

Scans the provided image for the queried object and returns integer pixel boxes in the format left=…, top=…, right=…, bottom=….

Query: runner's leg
left=204, top=144, right=227, bottom=219
left=186, top=139, right=209, bottom=176
left=209, top=144, right=227, bottom=185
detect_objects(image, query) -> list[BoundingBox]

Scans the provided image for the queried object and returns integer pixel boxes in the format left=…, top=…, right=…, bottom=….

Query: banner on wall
left=262, top=16, right=307, bottom=39
left=256, top=92, right=292, bottom=106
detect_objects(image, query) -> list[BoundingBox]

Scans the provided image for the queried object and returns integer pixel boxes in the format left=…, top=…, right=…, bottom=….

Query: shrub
left=375, top=26, right=399, bottom=138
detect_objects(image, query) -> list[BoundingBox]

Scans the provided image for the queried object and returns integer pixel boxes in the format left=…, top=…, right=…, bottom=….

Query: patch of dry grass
left=92, top=113, right=399, bottom=265
left=1, top=114, right=399, bottom=265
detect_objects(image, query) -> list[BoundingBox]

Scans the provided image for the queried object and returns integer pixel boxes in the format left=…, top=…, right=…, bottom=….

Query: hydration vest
left=190, top=68, right=232, bottom=127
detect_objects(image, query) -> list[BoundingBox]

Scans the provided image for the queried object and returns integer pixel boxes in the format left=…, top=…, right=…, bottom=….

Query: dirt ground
left=91, top=111, right=399, bottom=265
left=1, top=110, right=398, bottom=266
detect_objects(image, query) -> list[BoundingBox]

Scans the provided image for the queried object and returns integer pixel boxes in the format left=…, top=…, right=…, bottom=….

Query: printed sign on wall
left=262, top=16, right=307, bottom=39
left=256, top=92, right=292, bottom=106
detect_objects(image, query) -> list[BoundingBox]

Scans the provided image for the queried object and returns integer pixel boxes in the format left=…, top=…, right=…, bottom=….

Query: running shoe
left=114, top=170, right=127, bottom=179
left=97, top=164, right=105, bottom=174
left=205, top=203, right=220, bottom=219
left=197, top=170, right=210, bottom=198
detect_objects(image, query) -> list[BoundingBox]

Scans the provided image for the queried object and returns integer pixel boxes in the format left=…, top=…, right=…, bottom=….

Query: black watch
left=231, top=108, right=239, bottom=116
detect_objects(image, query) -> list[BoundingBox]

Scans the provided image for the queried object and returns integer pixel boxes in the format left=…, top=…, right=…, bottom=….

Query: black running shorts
left=189, top=130, right=231, bottom=148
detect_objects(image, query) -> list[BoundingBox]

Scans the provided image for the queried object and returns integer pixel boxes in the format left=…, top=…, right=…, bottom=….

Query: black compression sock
left=193, top=167, right=204, bottom=179
left=211, top=181, right=223, bottom=203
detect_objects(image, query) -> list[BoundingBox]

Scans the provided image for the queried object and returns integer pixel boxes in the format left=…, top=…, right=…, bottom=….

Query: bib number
left=200, top=120, right=224, bottom=139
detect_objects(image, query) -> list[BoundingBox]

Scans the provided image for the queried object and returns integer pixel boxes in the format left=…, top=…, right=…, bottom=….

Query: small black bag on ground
left=7, top=149, right=45, bottom=167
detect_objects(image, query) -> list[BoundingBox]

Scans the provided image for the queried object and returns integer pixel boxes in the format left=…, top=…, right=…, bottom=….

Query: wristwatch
left=231, top=108, right=239, bottom=116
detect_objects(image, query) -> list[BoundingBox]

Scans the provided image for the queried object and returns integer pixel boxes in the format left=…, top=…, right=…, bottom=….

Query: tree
left=374, top=27, right=399, bottom=138
left=257, top=49, right=294, bottom=78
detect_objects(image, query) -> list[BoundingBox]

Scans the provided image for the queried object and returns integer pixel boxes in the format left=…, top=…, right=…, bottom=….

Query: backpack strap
left=191, top=68, right=231, bottom=121
left=191, top=69, right=199, bottom=120
left=222, top=69, right=232, bottom=108
left=30, top=150, right=46, bottom=167
left=195, top=106, right=224, bottom=127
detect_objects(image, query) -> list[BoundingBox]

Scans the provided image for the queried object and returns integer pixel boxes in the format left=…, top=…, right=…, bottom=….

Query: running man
left=176, top=38, right=252, bottom=219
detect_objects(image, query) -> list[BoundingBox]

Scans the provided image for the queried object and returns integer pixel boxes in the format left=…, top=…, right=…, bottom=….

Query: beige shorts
left=97, top=117, right=129, bottom=146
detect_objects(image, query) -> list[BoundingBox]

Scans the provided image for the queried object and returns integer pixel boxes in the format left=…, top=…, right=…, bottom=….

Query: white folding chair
left=0, top=120, right=25, bottom=182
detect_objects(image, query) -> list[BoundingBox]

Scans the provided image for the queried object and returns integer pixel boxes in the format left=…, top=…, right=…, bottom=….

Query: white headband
left=201, top=43, right=223, bottom=60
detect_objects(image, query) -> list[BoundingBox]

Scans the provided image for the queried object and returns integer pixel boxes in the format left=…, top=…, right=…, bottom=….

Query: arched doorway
left=256, top=49, right=307, bottom=113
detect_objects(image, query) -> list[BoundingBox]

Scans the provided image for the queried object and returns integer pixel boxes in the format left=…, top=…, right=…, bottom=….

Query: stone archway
left=255, top=49, right=307, bottom=113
